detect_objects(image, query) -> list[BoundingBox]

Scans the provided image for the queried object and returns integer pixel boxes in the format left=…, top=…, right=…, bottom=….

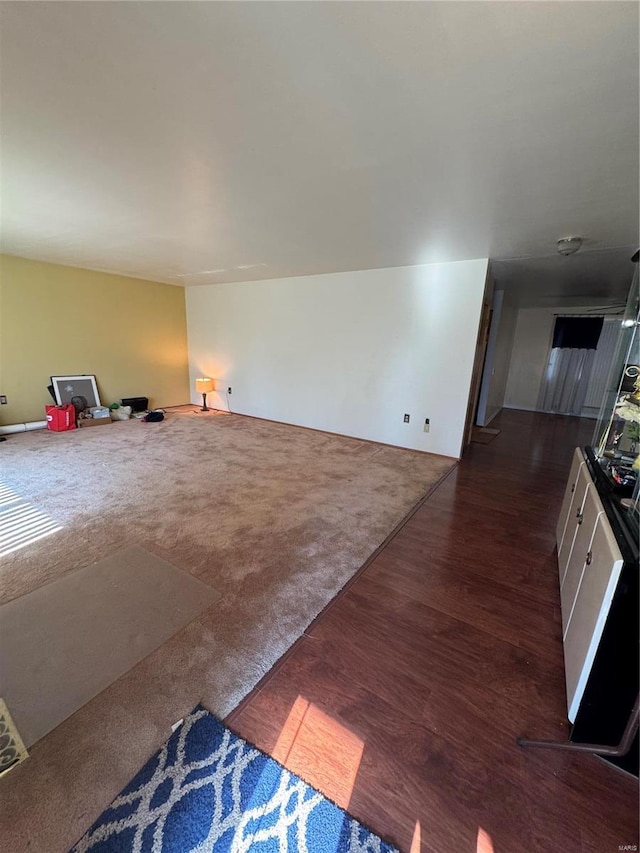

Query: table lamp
left=195, top=377, right=215, bottom=412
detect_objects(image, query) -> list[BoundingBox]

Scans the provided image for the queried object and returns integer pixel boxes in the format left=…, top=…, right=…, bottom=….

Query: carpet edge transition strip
left=226, top=460, right=457, bottom=725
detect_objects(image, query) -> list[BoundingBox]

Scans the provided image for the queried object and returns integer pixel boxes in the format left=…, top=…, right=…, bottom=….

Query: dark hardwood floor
left=226, top=410, right=638, bottom=853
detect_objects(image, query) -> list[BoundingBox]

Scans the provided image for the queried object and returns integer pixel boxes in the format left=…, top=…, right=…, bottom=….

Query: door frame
left=462, top=295, right=494, bottom=450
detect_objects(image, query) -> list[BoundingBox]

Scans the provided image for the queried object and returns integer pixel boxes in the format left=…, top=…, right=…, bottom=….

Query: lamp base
left=200, top=393, right=209, bottom=412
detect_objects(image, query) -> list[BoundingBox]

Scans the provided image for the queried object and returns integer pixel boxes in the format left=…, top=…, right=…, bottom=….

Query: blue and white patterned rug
left=71, top=705, right=399, bottom=852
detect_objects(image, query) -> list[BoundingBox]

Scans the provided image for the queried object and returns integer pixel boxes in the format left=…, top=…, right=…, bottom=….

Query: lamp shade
left=195, top=377, right=215, bottom=394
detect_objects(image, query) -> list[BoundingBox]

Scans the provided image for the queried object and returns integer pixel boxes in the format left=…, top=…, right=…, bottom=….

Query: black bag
left=143, top=411, right=165, bottom=422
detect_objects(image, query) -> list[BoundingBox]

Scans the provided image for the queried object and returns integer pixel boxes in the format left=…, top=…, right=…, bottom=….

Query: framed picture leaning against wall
left=50, top=375, right=101, bottom=408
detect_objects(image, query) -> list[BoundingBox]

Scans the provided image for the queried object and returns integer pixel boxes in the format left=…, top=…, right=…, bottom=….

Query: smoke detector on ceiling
left=557, top=236, right=583, bottom=256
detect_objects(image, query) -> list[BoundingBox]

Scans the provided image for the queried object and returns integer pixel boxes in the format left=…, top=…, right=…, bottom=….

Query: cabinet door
left=556, top=448, right=586, bottom=551
left=560, top=483, right=603, bottom=636
left=563, top=513, right=624, bottom=723
left=557, top=463, right=591, bottom=587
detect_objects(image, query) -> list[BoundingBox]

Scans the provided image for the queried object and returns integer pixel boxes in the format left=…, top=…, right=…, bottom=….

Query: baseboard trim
left=178, top=405, right=457, bottom=462
left=480, top=407, right=502, bottom=427
left=503, top=404, right=597, bottom=420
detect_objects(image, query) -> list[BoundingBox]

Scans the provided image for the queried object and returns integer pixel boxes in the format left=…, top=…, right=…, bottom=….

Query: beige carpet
left=1, top=545, right=220, bottom=747
left=0, top=412, right=454, bottom=852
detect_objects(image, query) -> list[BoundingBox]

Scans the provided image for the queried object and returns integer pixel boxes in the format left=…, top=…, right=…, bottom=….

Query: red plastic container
left=46, top=404, right=76, bottom=431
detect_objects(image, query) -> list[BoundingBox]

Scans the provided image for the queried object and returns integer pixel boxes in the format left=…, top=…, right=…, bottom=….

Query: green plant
left=627, top=422, right=640, bottom=443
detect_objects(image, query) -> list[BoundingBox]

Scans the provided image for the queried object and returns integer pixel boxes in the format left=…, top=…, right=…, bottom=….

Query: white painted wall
left=476, top=289, right=519, bottom=426
left=186, top=260, right=489, bottom=458
left=504, top=307, right=622, bottom=414
left=481, top=295, right=519, bottom=424
left=504, top=308, right=554, bottom=412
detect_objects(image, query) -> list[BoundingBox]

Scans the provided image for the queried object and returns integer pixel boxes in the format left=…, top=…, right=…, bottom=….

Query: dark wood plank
left=227, top=410, right=637, bottom=852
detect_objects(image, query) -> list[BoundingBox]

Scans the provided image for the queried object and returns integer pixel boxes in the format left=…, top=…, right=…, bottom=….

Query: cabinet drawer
left=556, top=448, right=586, bottom=551
left=560, top=482, right=604, bottom=636
left=557, top=463, right=591, bottom=587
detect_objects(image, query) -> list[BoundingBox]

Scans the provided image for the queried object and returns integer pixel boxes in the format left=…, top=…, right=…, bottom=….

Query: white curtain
left=583, top=319, right=620, bottom=410
left=537, top=348, right=597, bottom=415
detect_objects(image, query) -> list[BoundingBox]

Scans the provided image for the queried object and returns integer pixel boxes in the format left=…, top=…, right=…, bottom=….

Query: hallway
left=227, top=410, right=638, bottom=852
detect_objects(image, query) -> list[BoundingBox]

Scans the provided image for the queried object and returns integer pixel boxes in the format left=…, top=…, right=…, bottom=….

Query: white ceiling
left=492, top=247, right=637, bottom=309
left=1, top=2, right=638, bottom=299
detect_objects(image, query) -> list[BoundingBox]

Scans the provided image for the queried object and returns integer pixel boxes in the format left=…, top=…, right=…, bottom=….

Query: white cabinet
left=556, top=450, right=624, bottom=723
left=560, top=482, right=603, bottom=634
left=556, top=447, right=587, bottom=554
left=563, top=514, right=623, bottom=722
left=557, top=459, right=591, bottom=587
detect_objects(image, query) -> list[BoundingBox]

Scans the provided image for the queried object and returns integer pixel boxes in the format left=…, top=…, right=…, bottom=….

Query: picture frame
left=50, top=375, right=101, bottom=408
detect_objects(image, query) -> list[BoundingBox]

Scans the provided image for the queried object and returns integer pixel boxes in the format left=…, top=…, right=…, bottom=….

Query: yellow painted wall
left=0, top=255, right=190, bottom=424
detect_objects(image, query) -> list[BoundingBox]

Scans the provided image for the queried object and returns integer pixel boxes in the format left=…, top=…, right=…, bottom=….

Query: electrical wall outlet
left=424, top=418, right=430, bottom=433
left=403, top=413, right=410, bottom=423
left=227, top=386, right=232, bottom=395
left=0, top=395, right=6, bottom=405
